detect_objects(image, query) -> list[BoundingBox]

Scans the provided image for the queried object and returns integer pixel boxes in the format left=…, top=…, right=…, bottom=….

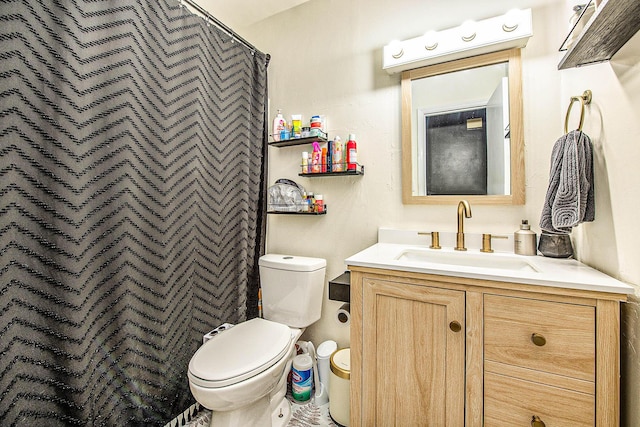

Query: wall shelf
left=558, top=0, right=640, bottom=70
left=267, top=205, right=327, bottom=215
left=268, top=134, right=328, bottom=148
left=299, top=164, right=365, bottom=177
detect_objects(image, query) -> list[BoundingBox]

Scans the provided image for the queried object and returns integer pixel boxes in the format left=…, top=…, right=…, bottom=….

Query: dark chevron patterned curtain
left=0, top=0, right=268, bottom=425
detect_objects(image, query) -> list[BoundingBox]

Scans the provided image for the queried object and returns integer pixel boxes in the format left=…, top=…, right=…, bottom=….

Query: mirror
left=401, top=49, right=525, bottom=204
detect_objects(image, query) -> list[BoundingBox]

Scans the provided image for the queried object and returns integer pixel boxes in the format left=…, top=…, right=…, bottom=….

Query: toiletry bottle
left=347, top=134, right=357, bottom=171
left=307, top=192, right=314, bottom=212
left=321, top=147, right=327, bottom=173
left=315, top=194, right=324, bottom=213
left=514, top=220, right=537, bottom=256
left=327, top=141, right=333, bottom=172
left=301, top=151, right=309, bottom=174
left=291, top=114, right=302, bottom=138
left=282, top=124, right=291, bottom=140
left=332, top=136, right=343, bottom=172
left=272, top=109, right=286, bottom=141
left=311, top=142, right=321, bottom=173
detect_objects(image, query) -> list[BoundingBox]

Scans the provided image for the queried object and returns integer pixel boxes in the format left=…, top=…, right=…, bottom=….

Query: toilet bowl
left=187, top=254, right=326, bottom=427
left=188, top=318, right=302, bottom=426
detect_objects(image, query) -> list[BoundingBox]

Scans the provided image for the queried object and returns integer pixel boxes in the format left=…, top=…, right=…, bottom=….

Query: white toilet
left=187, top=254, right=326, bottom=427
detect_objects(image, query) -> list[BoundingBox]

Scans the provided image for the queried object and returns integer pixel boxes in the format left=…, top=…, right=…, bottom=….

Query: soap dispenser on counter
left=514, top=220, right=537, bottom=256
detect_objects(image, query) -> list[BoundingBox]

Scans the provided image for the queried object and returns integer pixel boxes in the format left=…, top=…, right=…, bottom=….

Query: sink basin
left=395, top=249, right=538, bottom=272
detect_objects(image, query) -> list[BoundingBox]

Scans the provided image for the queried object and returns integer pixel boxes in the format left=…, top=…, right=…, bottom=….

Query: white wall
left=239, top=0, right=640, bottom=424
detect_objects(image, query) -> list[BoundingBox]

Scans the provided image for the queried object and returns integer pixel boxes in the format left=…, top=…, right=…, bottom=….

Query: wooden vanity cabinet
left=349, top=267, right=625, bottom=427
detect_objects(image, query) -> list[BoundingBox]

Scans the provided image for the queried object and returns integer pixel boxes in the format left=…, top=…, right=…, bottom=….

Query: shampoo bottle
left=347, top=134, right=357, bottom=171
left=514, top=220, right=537, bottom=256
left=272, top=109, right=286, bottom=141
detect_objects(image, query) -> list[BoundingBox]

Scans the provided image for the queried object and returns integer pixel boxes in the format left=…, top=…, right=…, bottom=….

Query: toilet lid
left=188, top=318, right=292, bottom=388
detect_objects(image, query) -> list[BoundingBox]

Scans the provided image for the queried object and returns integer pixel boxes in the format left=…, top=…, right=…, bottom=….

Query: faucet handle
left=481, top=233, right=508, bottom=253
left=417, top=231, right=441, bottom=249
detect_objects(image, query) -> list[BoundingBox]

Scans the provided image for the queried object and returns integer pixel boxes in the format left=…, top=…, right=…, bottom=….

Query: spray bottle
left=332, top=136, right=343, bottom=172
left=311, top=142, right=321, bottom=173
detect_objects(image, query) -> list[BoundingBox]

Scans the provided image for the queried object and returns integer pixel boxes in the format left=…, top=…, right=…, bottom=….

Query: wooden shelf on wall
left=558, top=0, right=640, bottom=70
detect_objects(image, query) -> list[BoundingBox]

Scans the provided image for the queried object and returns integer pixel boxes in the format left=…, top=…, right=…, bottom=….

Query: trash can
left=329, top=348, right=350, bottom=426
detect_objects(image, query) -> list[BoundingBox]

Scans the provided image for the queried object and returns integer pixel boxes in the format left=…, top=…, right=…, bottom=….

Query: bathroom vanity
left=346, top=229, right=633, bottom=427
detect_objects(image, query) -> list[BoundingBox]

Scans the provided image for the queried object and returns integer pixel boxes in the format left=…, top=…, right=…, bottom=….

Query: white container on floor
left=317, top=340, right=337, bottom=398
left=329, top=348, right=350, bottom=426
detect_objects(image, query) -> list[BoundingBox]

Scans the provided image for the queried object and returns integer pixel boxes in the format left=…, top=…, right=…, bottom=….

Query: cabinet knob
left=531, top=333, right=547, bottom=347
left=449, top=321, right=462, bottom=332
left=531, top=415, right=546, bottom=427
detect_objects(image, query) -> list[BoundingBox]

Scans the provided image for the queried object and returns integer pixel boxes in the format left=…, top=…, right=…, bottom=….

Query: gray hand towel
left=539, top=130, right=595, bottom=234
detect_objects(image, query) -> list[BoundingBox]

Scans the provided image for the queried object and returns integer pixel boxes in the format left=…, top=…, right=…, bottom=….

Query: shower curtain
left=0, top=0, right=268, bottom=425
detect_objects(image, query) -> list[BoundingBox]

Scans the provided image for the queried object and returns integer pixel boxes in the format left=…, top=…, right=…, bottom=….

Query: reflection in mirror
left=401, top=49, right=524, bottom=205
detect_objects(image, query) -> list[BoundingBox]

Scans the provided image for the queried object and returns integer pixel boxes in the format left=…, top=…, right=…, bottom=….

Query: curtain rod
left=179, top=0, right=270, bottom=66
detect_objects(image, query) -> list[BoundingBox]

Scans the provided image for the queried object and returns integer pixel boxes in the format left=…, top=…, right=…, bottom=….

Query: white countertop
left=345, top=228, right=634, bottom=295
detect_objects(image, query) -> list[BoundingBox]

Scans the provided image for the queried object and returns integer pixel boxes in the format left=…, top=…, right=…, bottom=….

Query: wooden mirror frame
left=401, top=48, right=525, bottom=205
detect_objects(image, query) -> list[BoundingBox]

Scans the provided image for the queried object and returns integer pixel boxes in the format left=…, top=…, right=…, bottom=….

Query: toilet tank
left=259, top=254, right=326, bottom=328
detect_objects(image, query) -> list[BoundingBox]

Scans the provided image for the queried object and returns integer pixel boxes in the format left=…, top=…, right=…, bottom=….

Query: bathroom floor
left=185, top=398, right=338, bottom=427
left=286, top=398, right=338, bottom=427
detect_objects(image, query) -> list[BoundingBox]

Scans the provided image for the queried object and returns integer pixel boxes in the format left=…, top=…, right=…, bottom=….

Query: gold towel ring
left=564, top=90, right=592, bottom=133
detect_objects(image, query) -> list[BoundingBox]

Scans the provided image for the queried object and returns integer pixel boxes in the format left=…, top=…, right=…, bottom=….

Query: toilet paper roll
left=335, top=303, right=350, bottom=326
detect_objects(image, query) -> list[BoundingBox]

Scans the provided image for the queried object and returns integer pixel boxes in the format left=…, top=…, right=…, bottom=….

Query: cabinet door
left=362, top=277, right=465, bottom=426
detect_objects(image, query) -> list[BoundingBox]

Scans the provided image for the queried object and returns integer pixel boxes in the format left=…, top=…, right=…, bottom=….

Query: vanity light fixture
left=383, top=8, right=532, bottom=74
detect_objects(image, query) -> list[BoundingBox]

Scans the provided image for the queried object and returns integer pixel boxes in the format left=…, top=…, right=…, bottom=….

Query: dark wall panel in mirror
left=426, top=109, right=487, bottom=195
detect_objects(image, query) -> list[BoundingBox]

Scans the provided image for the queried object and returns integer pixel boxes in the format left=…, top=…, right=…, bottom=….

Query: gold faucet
left=455, top=200, right=472, bottom=251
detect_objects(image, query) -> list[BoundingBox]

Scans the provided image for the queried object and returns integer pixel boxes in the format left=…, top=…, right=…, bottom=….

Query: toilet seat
left=188, top=317, right=293, bottom=388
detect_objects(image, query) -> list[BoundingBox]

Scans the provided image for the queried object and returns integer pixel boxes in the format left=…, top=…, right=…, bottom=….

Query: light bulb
left=460, top=20, right=477, bottom=42
left=423, top=31, right=438, bottom=50
left=389, top=40, right=404, bottom=59
left=503, top=9, right=522, bottom=32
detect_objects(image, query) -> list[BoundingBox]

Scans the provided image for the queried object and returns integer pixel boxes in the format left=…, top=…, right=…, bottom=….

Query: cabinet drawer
left=485, top=371, right=594, bottom=427
left=484, top=294, right=595, bottom=381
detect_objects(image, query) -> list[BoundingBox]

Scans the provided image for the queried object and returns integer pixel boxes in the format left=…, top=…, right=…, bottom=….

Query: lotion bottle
left=272, top=109, right=286, bottom=141
left=514, top=220, right=537, bottom=256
